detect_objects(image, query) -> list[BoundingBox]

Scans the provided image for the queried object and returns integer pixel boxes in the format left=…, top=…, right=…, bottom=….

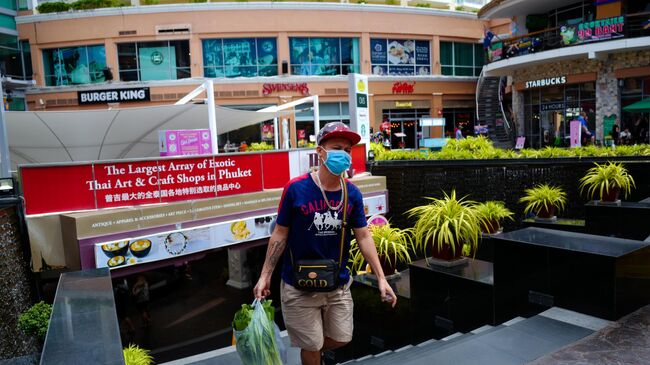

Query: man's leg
left=281, top=281, right=326, bottom=365
left=300, top=349, right=321, bottom=365
left=322, top=337, right=347, bottom=351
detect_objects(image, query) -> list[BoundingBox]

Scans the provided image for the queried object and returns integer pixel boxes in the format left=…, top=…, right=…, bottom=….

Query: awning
left=623, top=98, right=650, bottom=113
left=6, top=104, right=290, bottom=167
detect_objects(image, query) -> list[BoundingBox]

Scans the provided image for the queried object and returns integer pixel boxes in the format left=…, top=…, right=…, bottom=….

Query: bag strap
left=338, top=176, right=348, bottom=267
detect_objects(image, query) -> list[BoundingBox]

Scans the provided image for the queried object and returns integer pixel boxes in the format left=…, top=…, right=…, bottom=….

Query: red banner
left=157, top=157, right=218, bottom=203
left=94, top=161, right=162, bottom=208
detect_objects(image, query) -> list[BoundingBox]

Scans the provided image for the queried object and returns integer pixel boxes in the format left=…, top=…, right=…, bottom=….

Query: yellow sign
left=395, top=101, right=413, bottom=108
left=356, top=80, right=366, bottom=93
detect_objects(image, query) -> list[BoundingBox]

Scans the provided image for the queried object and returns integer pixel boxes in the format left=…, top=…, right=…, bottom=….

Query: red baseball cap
left=316, top=122, right=361, bottom=146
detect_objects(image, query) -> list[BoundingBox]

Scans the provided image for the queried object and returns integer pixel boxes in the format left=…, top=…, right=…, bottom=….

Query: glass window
left=0, top=14, right=16, bottom=30
left=202, top=38, right=277, bottom=78
left=370, top=38, right=430, bottom=76
left=43, top=45, right=106, bottom=86
left=440, top=41, right=483, bottom=77
left=290, top=37, right=359, bottom=76
left=20, top=40, right=31, bottom=80
left=117, top=40, right=190, bottom=82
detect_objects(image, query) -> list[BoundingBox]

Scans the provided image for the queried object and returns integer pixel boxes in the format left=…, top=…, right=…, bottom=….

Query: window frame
left=289, top=37, right=360, bottom=76
left=42, top=44, right=106, bottom=86
left=117, top=40, right=191, bottom=82
left=202, top=37, right=278, bottom=78
left=440, top=41, right=483, bottom=77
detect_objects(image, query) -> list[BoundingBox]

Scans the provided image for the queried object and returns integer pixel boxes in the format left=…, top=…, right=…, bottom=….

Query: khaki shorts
left=280, top=279, right=354, bottom=351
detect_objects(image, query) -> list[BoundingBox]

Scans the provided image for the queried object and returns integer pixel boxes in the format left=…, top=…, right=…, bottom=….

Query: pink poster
left=569, top=120, right=581, bottom=147
left=160, top=129, right=212, bottom=156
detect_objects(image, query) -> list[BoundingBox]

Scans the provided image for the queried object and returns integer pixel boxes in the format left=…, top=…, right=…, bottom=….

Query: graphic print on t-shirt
left=310, top=209, right=341, bottom=236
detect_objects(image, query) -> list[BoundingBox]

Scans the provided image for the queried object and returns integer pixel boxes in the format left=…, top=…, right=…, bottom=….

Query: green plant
left=37, top=1, right=70, bottom=12
left=519, top=184, right=567, bottom=217
left=455, top=5, right=463, bottom=11
left=247, top=142, right=274, bottom=152
left=579, top=162, right=635, bottom=201
left=349, top=224, right=413, bottom=274
left=415, top=3, right=431, bottom=7
left=406, top=190, right=482, bottom=259
left=142, top=0, right=159, bottom=4
left=18, top=301, right=52, bottom=341
left=385, top=0, right=396, bottom=4
left=123, top=344, right=154, bottom=365
left=474, top=201, right=514, bottom=233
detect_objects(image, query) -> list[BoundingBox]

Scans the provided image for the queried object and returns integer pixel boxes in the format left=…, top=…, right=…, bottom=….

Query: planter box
left=585, top=201, right=650, bottom=240
left=522, top=218, right=586, bottom=233
left=493, top=227, right=650, bottom=321
left=409, top=258, right=495, bottom=335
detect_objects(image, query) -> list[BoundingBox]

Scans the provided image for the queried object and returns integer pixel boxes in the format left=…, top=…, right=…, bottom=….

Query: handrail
left=476, top=66, right=484, bottom=123
left=497, top=76, right=512, bottom=136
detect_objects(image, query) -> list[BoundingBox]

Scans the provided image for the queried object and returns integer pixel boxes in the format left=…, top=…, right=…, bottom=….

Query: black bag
left=291, top=177, right=348, bottom=292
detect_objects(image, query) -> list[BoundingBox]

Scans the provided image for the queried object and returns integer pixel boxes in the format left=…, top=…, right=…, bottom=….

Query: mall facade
left=480, top=0, right=650, bottom=148
left=12, top=3, right=507, bottom=149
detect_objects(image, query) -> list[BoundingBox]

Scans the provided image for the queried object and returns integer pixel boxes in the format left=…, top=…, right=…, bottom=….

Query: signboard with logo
left=78, top=88, right=150, bottom=105
left=262, top=83, right=309, bottom=96
left=525, top=76, right=567, bottom=89
left=159, top=129, right=212, bottom=157
left=392, top=82, right=416, bottom=95
left=560, top=16, right=624, bottom=46
left=570, top=120, right=582, bottom=147
left=139, top=46, right=175, bottom=81
left=348, top=74, right=370, bottom=145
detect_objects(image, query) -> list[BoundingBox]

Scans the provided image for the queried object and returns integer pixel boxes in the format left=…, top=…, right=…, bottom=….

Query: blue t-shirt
left=276, top=173, right=367, bottom=286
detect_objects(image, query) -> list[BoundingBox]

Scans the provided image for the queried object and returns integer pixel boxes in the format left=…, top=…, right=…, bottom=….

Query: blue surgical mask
left=321, top=148, right=351, bottom=175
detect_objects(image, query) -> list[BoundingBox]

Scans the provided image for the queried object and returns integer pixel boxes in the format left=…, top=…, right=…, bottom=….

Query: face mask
left=320, top=148, right=351, bottom=175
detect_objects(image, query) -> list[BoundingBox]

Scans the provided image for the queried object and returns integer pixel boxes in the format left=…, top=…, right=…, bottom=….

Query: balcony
left=483, top=12, right=650, bottom=75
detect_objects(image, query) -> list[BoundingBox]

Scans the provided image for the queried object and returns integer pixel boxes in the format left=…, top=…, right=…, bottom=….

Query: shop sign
left=77, top=87, right=150, bottom=105
left=560, top=16, right=624, bottom=46
left=261, top=124, right=274, bottom=140
left=504, top=37, right=541, bottom=58
left=392, top=82, right=416, bottom=94
left=21, top=154, right=272, bottom=214
left=488, top=41, right=503, bottom=62
left=159, top=129, right=212, bottom=157
left=525, top=76, right=567, bottom=89
left=395, top=101, right=413, bottom=108
left=262, top=83, right=309, bottom=96
left=541, top=102, right=565, bottom=111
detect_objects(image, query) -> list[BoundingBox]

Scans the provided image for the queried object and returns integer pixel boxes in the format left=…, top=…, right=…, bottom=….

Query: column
left=226, top=248, right=251, bottom=289
left=431, top=93, right=443, bottom=138
left=104, top=40, right=119, bottom=81
left=432, top=35, right=441, bottom=75
left=190, top=35, right=203, bottom=78
left=512, top=84, right=525, bottom=137
left=360, top=32, right=371, bottom=75
left=595, top=58, right=619, bottom=142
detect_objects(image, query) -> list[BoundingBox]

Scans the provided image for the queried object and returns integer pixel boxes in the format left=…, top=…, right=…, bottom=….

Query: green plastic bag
left=233, top=299, right=284, bottom=365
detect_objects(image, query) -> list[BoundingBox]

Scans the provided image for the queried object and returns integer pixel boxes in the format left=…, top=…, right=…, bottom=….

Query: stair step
left=538, top=307, right=612, bottom=331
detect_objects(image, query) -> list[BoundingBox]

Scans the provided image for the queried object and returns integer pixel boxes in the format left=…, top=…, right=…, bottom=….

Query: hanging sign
left=525, top=76, right=567, bottom=89
left=348, top=74, right=370, bottom=145
left=560, top=16, right=624, bottom=46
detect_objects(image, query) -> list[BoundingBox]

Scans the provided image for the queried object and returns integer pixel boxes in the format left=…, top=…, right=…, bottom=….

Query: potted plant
left=406, top=190, right=481, bottom=262
left=349, top=223, right=413, bottom=276
left=519, top=184, right=567, bottom=220
left=474, top=201, right=514, bottom=234
left=579, top=162, right=635, bottom=203
left=123, top=344, right=154, bottom=365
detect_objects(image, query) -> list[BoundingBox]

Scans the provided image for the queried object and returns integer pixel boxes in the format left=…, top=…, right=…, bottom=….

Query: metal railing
left=486, top=12, right=650, bottom=64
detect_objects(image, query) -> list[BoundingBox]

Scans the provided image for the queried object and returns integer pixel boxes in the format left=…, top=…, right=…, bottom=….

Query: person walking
left=253, top=122, right=397, bottom=365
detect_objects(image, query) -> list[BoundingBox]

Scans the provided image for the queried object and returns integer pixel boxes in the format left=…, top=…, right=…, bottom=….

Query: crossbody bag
left=290, top=177, right=348, bottom=292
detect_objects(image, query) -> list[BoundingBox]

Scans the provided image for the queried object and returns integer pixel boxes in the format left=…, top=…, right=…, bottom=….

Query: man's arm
left=353, top=226, right=397, bottom=307
left=253, top=224, right=290, bottom=299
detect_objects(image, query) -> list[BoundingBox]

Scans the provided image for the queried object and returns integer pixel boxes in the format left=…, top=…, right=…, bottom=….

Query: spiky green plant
left=406, top=190, right=481, bottom=258
left=123, top=344, right=154, bottom=365
left=519, top=184, right=567, bottom=216
left=474, top=201, right=514, bottom=233
left=349, top=224, right=413, bottom=274
left=579, top=162, right=635, bottom=200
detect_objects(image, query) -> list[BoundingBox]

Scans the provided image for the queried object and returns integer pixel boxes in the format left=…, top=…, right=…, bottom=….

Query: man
left=578, top=111, right=594, bottom=145
left=254, top=122, right=397, bottom=365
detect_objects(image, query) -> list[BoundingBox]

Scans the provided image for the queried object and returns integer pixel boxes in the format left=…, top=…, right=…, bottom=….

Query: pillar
left=226, top=248, right=251, bottom=289
left=512, top=84, right=525, bottom=137
left=595, top=57, right=620, bottom=142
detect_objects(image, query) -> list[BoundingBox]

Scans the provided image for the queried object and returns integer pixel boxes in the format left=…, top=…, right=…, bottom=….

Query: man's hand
left=254, top=275, right=271, bottom=300
left=378, top=278, right=397, bottom=308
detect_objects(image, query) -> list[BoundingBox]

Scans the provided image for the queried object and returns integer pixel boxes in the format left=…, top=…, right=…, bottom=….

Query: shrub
left=18, top=301, right=52, bottom=341
left=415, top=3, right=430, bottom=7
left=37, top=2, right=71, bottom=13
left=123, top=344, right=154, bottom=365
left=385, top=0, right=397, bottom=5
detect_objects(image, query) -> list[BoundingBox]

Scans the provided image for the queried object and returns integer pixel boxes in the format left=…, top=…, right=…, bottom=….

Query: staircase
left=343, top=307, right=610, bottom=365
left=476, top=69, right=515, bottom=149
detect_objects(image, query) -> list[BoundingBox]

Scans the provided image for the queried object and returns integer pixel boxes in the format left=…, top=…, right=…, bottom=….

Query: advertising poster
left=570, top=120, right=582, bottom=147
left=139, top=47, right=175, bottom=81
left=371, top=39, right=430, bottom=76
left=261, top=124, right=274, bottom=141
left=159, top=129, right=212, bottom=157
left=560, top=16, right=624, bottom=46
left=95, top=214, right=277, bottom=270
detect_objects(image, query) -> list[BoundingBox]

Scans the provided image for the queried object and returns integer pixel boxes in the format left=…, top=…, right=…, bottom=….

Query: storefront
left=619, top=75, right=650, bottom=144
left=518, top=74, right=597, bottom=148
